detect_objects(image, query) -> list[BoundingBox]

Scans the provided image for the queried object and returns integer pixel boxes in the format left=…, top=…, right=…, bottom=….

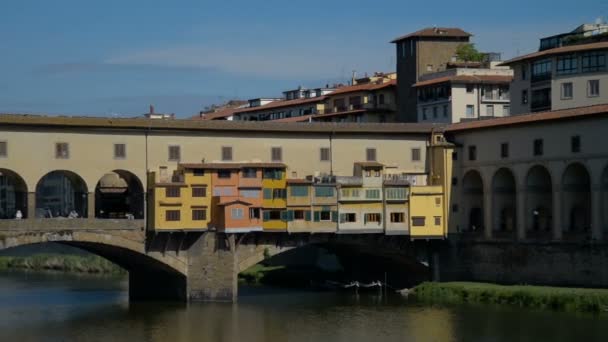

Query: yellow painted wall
left=409, top=186, right=445, bottom=238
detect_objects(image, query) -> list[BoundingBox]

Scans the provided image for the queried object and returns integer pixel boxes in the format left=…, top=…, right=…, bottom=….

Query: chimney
left=149, top=104, right=155, bottom=114
left=351, top=70, right=357, bottom=85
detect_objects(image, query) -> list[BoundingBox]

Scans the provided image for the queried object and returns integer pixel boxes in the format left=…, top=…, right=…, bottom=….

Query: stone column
left=552, top=185, right=563, bottom=241
left=591, top=185, right=602, bottom=241
left=187, top=232, right=238, bottom=302
left=516, top=188, right=526, bottom=241
left=483, top=192, right=493, bottom=240
left=27, top=192, right=36, bottom=219
left=87, top=193, right=95, bottom=219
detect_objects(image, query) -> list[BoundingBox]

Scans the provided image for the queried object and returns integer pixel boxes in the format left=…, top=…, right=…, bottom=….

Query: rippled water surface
left=1, top=270, right=608, bottom=342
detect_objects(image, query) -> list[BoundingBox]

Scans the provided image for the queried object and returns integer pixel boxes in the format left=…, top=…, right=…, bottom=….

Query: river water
left=1, top=270, right=608, bottom=342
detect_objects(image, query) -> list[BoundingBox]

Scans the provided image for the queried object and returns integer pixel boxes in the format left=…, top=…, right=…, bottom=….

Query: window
left=412, top=216, right=426, bottom=226
left=340, top=213, right=357, bottom=223
left=263, top=188, right=272, bottom=199
left=166, top=187, right=181, bottom=197
left=556, top=55, right=578, bottom=75
left=582, top=52, right=606, bottom=72
left=320, top=211, right=331, bottom=221
left=242, top=168, right=257, bottom=178
left=466, top=105, right=474, bottom=118
left=503, top=105, right=510, bottom=116
left=213, top=186, right=234, bottom=196
left=534, top=139, right=543, bottom=156
left=193, top=169, right=205, bottom=176
left=466, top=84, right=474, bottom=93
left=263, top=210, right=282, bottom=221
left=435, top=197, right=441, bottom=207
left=218, top=170, right=231, bottom=179
left=561, top=82, right=573, bottom=99
left=432, top=106, right=438, bottom=118
left=365, top=189, right=380, bottom=199
left=293, top=210, right=305, bottom=220
left=386, top=188, right=407, bottom=199
left=486, top=105, right=494, bottom=116
left=588, top=80, right=600, bottom=97
left=166, top=210, right=180, bottom=221
left=290, top=186, right=309, bottom=197
left=192, top=209, right=207, bottom=221
left=168, top=145, right=180, bottom=161
left=315, top=187, right=334, bottom=197
left=521, top=64, right=527, bottom=80
left=192, top=187, right=207, bottom=197
left=501, top=143, right=509, bottom=158
left=320, top=147, right=330, bottom=162
left=443, top=105, right=448, bottom=118
left=412, top=148, right=421, bottom=161
left=390, top=212, right=405, bottom=223
left=531, top=59, right=552, bottom=82
left=452, top=151, right=458, bottom=160
left=379, top=94, right=385, bottom=105
left=522, top=90, right=529, bottom=104
left=250, top=208, right=261, bottom=219
left=468, top=145, right=477, bottom=161
left=452, top=204, right=459, bottom=212
left=571, top=136, right=581, bottom=153
left=531, top=88, right=551, bottom=111
left=263, top=169, right=283, bottom=180
left=0, top=141, right=6, bottom=157
left=434, top=216, right=442, bottom=226
left=452, top=177, right=458, bottom=186
left=483, top=86, right=494, bottom=100
left=422, top=108, right=428, bottom=120
left=366, top=148, right=377, bottom=162
left=241, top=189, right=260, bottom=198
left=114, top=143, right=126, bottom=159
left=271, top=147, right=282, bottom=162
left=273, top=188, right=287, bottom=199
left=364, top=213, right=381, bottom=224
left=221, top=146, right=233, bottom=161
left=365, top=170, right=371, bottom=177
left=231, top=208, right=244, bottom=219
left=374, top=170, right=381, bottom=177
left=55, top=142, right=69, bottom=159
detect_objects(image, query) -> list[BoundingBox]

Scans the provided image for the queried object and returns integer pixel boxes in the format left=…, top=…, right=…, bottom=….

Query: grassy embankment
left=0, top=254, right=126, bottom=274
left=413, top=282, right=608, bottom=313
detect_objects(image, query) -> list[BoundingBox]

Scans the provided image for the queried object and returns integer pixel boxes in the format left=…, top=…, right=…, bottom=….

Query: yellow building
left=262, top=166, right=288, bottom=231
left=286, top=178, right=338, bottom=233
left=148, top=164, right=212, bottom=231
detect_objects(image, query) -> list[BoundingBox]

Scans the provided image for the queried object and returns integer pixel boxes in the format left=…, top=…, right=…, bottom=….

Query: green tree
left=455, top=43, right=485, bottom=62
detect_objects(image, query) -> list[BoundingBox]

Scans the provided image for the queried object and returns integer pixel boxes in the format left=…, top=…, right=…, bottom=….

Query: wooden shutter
left=313, top=211, right=320, bottom=222
left=332, top=211, right=338, bottom=223
left=305, top=211, right=311, bottom=221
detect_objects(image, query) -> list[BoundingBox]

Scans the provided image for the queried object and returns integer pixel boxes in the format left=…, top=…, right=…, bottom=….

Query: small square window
left=320, top=147, right=330, bottom=162
left=533, top=139, right=544, bottom=156
left=412, top=216, right=426, bottom=226
left=501, top=143, right=509, bottom=158
left=166, top=210, right=180, bottom=221
left=55, top=142, right=69, bottom=159
left=468, top=146, right=477, bottom=161
left=222, top=146, right=233, bottom=161
left=561, top=82, right=573, bottom=99
left=0, top=141, right=6, bottom=157
left=411, top=148, right=421, bottom=162
left=218, top=170, right=231, bottom=179
left=434, top=216, right=441, bottom=226
left=466, top=84, right=475, bottom=93
left=166, top=187, right=181, bottom=198
left=192, top=209, right=207, bottom=221
left=486, top=105, right=494, bottom=116
left=588, top=80, right=600, bottom=97
left=366, top=148, right=377, bottom=162
left=168, top=145, right=180, bottom=161
left=571, top=136, right=581, bottom=153
left=435, top=197, right=441, bottom=207
left=271, top=147, right=282, bottom=162
left=466, top=105, right=475, bottom=118
left=113, top=143, right=126, bottom=159
left=192, top=187, right=207, bottom=197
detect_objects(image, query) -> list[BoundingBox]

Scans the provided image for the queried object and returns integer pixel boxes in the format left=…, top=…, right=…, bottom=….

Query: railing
left=0, top=218, right=145, bottom=231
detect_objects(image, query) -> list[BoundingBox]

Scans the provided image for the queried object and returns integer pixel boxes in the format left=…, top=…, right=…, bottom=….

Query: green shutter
left=314, top=211, right=320, bottom=222
left=280, top=210, right=287, bottom=221
left=339, top=213, right=346, bottom=223
left=287, top=210, right=294, bottom=221
left=263, top=211, right=270, bottom=221
left=263, top=188, right=272, bottom=199
left=305, top=211, right=311, bottom=221
left=332, top=211, right=338, bottom=223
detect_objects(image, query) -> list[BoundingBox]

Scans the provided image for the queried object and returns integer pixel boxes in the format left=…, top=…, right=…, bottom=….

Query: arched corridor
left=0, top=168, right=28, bottom=219
left=492, top=168, right=516, bottom=237
left=561, top=163, right=591, bottom=239
left=525, top=165, right=552, bottom=238
left=462, top=170, right=484, bottom=233
left=36, top=170, right=88, bottom=218
left=602, top=166, right=608, bottom=235
left=95, top=170, right=144, bottom=219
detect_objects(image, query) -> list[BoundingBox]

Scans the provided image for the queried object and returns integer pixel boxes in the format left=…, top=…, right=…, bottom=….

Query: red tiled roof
left=273, top=114, right=314, bottom=123
left=413, top=75, right=513, bottom=87
left=391, top=27, right=471, bottom=43
left=329, top=79, right=396, bottom=95
left=500, top=42, right=608, bottom=65
left=233, top=96, right=325, bottom=114
left=446, top=104, right=608, bottom=132
left=180, top=162, right=287, bottom=169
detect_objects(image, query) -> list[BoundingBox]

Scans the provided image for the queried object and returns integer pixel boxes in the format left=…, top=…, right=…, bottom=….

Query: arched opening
left=492, top=168, right=516, bottom=238
left=0, top=168, right=28, bottom=219
left=525, top=165, right=552, bottom=238
left=95, top=170, right=144, bottom=219
left=36, top=170, right=88, bottom=218
left=602, top=166, right=608, bottom=236
left=562, top=163, right=591, bottom=239
left=462, top=170, right=484, bottom=233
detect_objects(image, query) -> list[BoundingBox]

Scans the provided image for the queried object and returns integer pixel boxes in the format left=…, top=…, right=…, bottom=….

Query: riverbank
left=0, top=254, right=126, bottom=274
left=412, top=282, right=608, bottom=313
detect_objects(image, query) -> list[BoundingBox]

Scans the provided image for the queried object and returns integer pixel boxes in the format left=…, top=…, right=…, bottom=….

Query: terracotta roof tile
left=413, top=75, right=513, bottom=87
left=329, top=79, right=396, bottom=95
left=233, top=96, right=325, bottom=114
left=391, top=27, right=471, bottom=43
left=500, top=42, right=608, bottom=65
left=180, top=162, right=287, bottom=169
left=446, top=103, right=608, bottom=132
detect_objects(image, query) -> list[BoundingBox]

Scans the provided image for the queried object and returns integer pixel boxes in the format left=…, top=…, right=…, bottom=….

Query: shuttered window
left=290, top=186, right=309, bottom=197
left=55, top=142, right=69, bottom=159
left=320, top=147, right=330, bottom=162
left=192, top=209, right=207, bottom=221
left=411, top=148, right=421, bottom=161
left=366, top=148, right=377, bottom=161
left=390, top=212, right=405, bottom=223
left=222, top=146, right=233, bottom=161
left=412, top=216, right=426, bottom=226
left=166, top=210, right=180, bottom=221
left=168, top=145, right=180, bottom=161
left=271, top=147, right=282, bottom=162
left=114, top=143, right=126, bottom=159
left=0, top=141, right=6, bottom=157
left=166, top=187, right=181, bottom=197
left=192, top=187, right=207, bottom=197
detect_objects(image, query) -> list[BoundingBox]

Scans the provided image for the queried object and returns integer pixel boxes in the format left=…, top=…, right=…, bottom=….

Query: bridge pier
left=187, top=232, right=238, bottom=302
left=129, top=269, right=187, bottom=301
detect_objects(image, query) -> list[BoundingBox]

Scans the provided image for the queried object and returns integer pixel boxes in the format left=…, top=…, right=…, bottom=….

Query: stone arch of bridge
left=0, top=168, right=28, bottom=219
left=94, top=169, right=145, bottom=219
left=35, top=170, right=89, bottom=218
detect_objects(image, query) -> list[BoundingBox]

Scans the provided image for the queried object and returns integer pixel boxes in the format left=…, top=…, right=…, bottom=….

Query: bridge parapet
left=0, top=219, right=145, bottom=231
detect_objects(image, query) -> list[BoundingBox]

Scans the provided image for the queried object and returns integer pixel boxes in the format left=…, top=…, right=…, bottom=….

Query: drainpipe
left=476, top=84, right=481, bottom=119
left=329, top=131, right=334, bottom=176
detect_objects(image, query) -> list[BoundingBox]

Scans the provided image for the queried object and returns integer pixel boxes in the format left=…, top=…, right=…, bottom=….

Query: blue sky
left=0, top=0, right=605, bottom=117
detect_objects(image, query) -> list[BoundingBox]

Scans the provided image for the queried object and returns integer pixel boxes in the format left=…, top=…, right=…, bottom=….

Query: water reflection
left=1, top=270, right=607, bottom=342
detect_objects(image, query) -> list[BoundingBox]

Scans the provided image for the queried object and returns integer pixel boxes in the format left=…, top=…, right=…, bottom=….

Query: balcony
left=531, top=72, right=551, bottom=83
